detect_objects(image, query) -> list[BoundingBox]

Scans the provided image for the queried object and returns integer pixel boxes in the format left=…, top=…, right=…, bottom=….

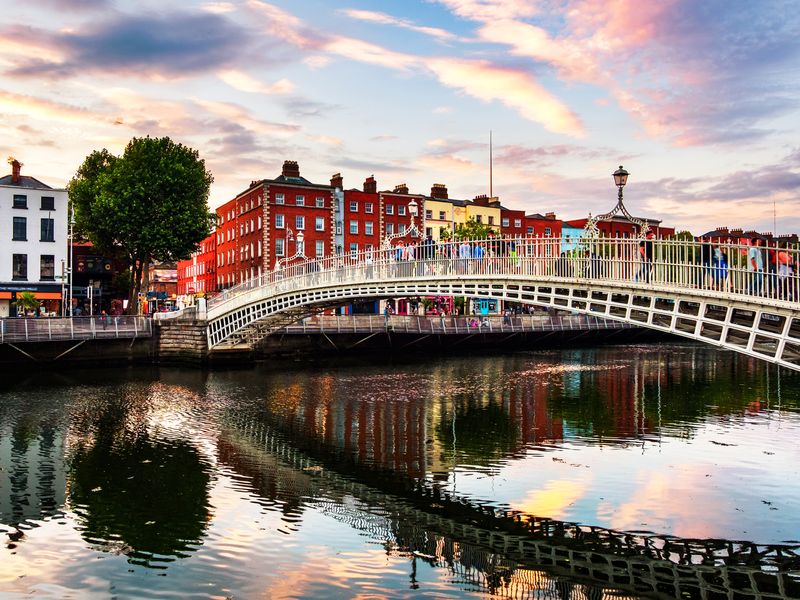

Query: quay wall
left=0, top=319, right=668, bottom=369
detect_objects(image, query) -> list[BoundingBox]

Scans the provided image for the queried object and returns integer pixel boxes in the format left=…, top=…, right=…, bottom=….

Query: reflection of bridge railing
left=223, top=410, right=800, bottom=600
left=276, top=314, right=637, bottom=335
left=209, top=236, right=800, bottom=313
left=0, top=316, right=153, bottom=344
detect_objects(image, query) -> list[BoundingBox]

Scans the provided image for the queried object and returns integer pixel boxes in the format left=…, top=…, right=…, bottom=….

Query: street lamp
left=584, top=164, right=648, bottom=238
left=295, top=231, right=305, bottom=256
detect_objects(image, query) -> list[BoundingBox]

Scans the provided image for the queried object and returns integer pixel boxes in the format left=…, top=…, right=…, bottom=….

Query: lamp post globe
left=408, top=198, right=419, bottom=217
left=613, top=165, right=629, bottom=189
left=296, top=231, right=305, bottom=255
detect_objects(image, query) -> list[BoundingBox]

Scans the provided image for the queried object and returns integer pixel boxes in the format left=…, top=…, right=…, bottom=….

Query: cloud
left=340, top=9, right=458, bottom=42
left=4, top=11, right=250, bottom=79
left=426, top=58, right=585, bottom=136
left=217, top=70, right=294, bottom=95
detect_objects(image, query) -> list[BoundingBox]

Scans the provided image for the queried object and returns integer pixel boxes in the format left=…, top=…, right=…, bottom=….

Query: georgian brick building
left=342, top=176, right=381, bottom=255
left=177, top=232, right=216, bottom=295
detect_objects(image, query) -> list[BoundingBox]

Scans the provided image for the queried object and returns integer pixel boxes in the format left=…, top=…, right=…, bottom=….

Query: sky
left=1, top=0, right=799, bottom=235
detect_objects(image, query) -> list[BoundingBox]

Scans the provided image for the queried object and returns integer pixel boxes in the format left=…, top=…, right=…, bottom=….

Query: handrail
left=0, top=316, right=152, bottom=344
left=208, top=235, right=800, bottom=315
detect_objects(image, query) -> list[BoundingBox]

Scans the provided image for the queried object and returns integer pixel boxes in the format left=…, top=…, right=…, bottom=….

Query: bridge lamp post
left=295, top=231, right=305, bottom=256
left=584, top=165, right=648, bottom=238
left=613, top=165, right=628, bottom=202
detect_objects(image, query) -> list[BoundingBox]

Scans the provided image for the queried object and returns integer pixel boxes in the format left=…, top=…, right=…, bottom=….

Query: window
left=275, top=238, right=285, bottom=256
left=398, top=223, right=406, bottom=234
left=295, top=195, right=305, bottom=206
left=386, top=204, right=394, bottom=215
left=527, top=226, right=534, bottom=234
left=349, top=243, right=358, bottom=255
left=12, top=216, right=26, bottom=240
left=365, top=203, right=374, bottom=214
left=475, top=215, right=483, bottom=224
left=349, top=220, right=358, bottom=234
left=40, top=217, right=54, bottom=242
left=365, top=222, right=374, bottom=236
left=336, top=222, right=342, bottom=235
left=12, top=254, right=27, bottom=280
left=275, top=214, right=285, bottom=229
left=544, top=227, right=552, bottom=236
left=13, top=195, right=27, bottom=209
left=426, top=227, right=433, bottom=237
left=315, top=217, right=325, bottom=231
left=275, top=193, right=285, bottom=204
left=488, top=216, right=494, bottom=225
left=316, top=196, right=325, bottom=208
left=295, top=215, right=305, bottom=230
left=425, top=210, right=433, bottom=219
left=502, top=218, right=510, bottom=227
left=439, top=211, right=446, bottom=220
left=40, top=255, right=55, bottom=281
left=514, top=219, right=522, bottom=228
left=386, top=223, right=394, bottom=235
left=40, top=196, right=55, bottom=210
left=398, top=205, right=406, bottom=216
left=349, top=201, right=358, bottom=212
left=315, top=240, right=325, bottom=257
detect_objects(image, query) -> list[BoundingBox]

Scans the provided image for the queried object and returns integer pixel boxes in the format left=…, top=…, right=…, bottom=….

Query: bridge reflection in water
left=213, top=350, right=799, bottom=600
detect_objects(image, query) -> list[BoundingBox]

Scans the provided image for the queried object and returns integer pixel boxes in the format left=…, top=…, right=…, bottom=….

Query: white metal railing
left=278, top=314, right=635, bottom=335
left=208, top=236, right=800, bottom=316
left=0, top=316, right=152, bottom=344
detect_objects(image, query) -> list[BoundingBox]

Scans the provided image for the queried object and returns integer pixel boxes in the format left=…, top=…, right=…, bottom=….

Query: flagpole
left=489, top=130, right=493, bottom=198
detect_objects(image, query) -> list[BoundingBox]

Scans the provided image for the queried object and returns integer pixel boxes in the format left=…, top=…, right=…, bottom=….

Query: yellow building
left=466, top=195, right=501, bottom=233
left=422, top=185, right=502, bottom=240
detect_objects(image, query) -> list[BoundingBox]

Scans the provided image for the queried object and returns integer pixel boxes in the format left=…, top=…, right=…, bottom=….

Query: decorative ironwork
left=584, top=165, right=650, bottom=238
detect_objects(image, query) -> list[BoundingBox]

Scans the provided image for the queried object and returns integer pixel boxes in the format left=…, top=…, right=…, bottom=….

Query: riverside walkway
left=0, top=315, right=152, bottom=344
left=203, top=236, right=800, bottom=370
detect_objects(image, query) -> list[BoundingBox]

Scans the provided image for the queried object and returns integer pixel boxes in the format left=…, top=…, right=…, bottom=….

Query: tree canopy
left=69, top=137, right=215, bottom=311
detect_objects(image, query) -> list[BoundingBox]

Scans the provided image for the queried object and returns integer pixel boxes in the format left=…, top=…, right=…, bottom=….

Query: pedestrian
left=636, top=232, right=655, bottom=283
left=700, top=236, right=714, bottom=289
left=748, top=237, right=765, bottom=295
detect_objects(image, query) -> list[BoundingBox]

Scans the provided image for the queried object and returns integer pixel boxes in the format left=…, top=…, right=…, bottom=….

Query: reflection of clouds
left=596, top=469, right=719, bottom=538
left=510, top=479, right=588, bottom=521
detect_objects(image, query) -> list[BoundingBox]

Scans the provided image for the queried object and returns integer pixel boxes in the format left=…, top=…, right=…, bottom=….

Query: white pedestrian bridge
left=202, top=237, right=800, bottom=370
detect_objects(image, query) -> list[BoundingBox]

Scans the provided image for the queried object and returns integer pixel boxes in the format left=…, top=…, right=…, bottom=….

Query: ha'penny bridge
left=195, top=236, right=800, bottom=370
left=221, top=409, right=800, bottom=600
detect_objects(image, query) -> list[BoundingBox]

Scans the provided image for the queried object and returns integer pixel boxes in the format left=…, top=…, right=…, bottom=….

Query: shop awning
left=35, top=292, right=63, bottom=300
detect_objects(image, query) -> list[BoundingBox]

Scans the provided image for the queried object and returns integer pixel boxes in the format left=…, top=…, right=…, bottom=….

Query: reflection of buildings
left=0, top=420, right=66, bottom=525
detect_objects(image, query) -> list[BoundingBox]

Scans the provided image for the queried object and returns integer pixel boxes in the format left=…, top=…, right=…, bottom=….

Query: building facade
left=0, top=159, right=68, bottom=316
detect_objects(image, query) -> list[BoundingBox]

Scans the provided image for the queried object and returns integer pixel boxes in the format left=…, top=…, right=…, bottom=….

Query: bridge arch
left=204, top=238, right=800, bottom=370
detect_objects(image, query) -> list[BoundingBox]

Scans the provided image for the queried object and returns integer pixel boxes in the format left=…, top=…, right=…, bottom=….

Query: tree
left=69, top=137, right=215, bottom=312
left=13, top=291, right=40, bottom=316
left=453, top=218, right=495, bottom=240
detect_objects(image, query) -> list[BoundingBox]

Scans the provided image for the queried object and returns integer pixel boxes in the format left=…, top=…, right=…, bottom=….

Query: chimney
left=545, top=212, right=556, bottom=219
left=282, top=160, right=300, bottom=178
left=363, top=176, right=377, bottom=194
left=393, top=183, right=409, bottom=194
left=473, top=194, right=489, bottom=206
left=330, top=173, right=343, bottom=189
left=9, top=157, right=22, bottom=185
left=430, top=183, right=448, bottom=199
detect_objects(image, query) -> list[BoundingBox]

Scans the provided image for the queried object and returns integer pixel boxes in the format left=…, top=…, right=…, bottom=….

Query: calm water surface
left=1, top=344, right=798, bottom=599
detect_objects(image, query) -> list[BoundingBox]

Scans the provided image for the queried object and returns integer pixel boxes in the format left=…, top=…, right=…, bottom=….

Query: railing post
left=114, top=317, right=119, bottom=338
left=90, top=316, right=96, bottom=338
left=48, top=318, right=52, bottom=340
left=25, top=318, right=29, bottom=341
left=70, top=317, right=74, bottom=339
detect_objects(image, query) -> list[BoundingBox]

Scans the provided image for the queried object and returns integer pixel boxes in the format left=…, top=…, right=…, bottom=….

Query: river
left=1, top=343, right=798, bottom=599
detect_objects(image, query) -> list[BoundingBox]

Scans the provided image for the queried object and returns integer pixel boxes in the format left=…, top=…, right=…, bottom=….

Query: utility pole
left=489, top=130, right=493, bottom=198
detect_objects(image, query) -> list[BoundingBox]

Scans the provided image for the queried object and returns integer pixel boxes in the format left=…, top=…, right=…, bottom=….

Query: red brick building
left=566, top=216, right=675, bottom=238
left=342, top=176, right=381, bottom=255
left=500, top=206, right=527, bottom=238
left=525, top=212, right=563, bottom=238
left=380, top=184, right=426, bottom=245
left=177, top=232, right=216, bottom=295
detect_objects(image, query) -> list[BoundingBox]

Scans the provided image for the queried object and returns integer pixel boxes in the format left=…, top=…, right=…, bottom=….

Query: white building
left=0, top=159, right=68, bottom=317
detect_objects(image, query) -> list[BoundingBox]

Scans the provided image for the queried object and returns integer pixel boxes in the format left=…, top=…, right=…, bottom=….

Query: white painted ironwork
left=205, top=236, right=800, bottom=370
left=0, top=316, right=152, bottom=344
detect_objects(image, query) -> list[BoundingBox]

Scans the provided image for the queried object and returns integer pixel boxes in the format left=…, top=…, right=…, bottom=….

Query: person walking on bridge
left=635, top=232, right=655, bottom=283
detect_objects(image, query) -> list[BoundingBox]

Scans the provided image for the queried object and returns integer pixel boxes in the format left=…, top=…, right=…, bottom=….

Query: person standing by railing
left=748, top=238, right=766, bottom=296
left=776, top=242, right=794, bottom=300
left=700, top=237, right=714, bottom=289
left=635, top=232, right=655, bottom=283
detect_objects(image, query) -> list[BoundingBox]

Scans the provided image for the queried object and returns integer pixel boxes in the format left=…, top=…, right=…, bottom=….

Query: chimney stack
left=393, top=183, right=409, bottom=194
left=430, top=183, right=448, bottom=199
left=545, top=212, right=556, bottom=219
left=9, top=157, right=22, bottom=185
left=282, top=160, right=300, bottom=178
left=363, top=176, right=377, bottom=194
left=473, top=194, right=489, bottom=206
left=330, top=173, right=343, bottom=189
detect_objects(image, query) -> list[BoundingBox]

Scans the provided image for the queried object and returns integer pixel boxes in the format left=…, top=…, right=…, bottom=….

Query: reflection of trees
left=436, top=396, right=518, bottom=463
left=68, top=399, right=211, bottom=566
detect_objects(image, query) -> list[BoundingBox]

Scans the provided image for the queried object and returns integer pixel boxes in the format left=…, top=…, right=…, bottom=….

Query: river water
left=0, top=343, right=798, bottom=599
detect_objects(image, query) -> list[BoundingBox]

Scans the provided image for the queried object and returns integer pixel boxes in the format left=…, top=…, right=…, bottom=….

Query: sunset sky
left=1, top=0, right=798, bottom=234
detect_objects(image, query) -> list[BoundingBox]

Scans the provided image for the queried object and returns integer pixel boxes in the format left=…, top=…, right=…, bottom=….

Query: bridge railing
left=0, top=316, right=153, bottom=344
left=208, top=236, right=800, bottom=313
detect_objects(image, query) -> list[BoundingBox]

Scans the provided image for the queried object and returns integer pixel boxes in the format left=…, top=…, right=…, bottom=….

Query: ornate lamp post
left=382, top=198, right=422, bottom=249
left=584, top=165, right=649, bottom=238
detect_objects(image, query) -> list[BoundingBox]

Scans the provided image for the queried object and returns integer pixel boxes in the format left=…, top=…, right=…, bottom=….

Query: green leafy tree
left=69, top=137, right=215, bottom=312
left=13, top=291, right=40, bottom=316
left=453, top=218, right=495, bottom=240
